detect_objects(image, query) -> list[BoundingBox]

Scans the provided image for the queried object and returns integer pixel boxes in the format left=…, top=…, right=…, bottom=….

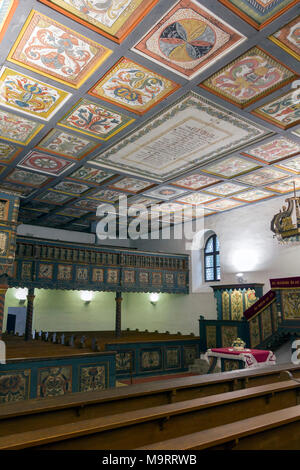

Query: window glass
left=205, top=237, right=214, bottom=253
left=204, top=234, right=220, bottom=282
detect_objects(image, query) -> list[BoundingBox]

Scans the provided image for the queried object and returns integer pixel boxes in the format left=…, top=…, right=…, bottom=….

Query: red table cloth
left=205, top=347, right=276, bottom=368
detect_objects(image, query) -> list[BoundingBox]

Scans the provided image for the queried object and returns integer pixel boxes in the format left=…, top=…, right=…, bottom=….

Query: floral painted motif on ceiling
left=90, top=57, right=179, bottom=114
left=219, top=0, right=298, bottom=29
left=7, top=10, right=112, bottom=88
left=39, top=0, right=159, bottom=43
left=200, top=47, right=296, bottom=108
left=252, top=89, right=300, bottom=129
left=0, top=67, right=71, bottom=119
left=58, top=99, right=135, bottom=140
left=37, top=129, right=100, bottom=159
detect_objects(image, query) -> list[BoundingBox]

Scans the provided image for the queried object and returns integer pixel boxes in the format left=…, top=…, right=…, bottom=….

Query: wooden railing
left=9, top=236, right=189, bottom=293
left=15, top=237, right=188, bottom=270
left=244, top=278, right=300, bottom=350
left=244, top=291, right=279, bottom=349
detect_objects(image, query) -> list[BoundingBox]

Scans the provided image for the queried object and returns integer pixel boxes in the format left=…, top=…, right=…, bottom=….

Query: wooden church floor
left=3, top=331, right=198, bottom=360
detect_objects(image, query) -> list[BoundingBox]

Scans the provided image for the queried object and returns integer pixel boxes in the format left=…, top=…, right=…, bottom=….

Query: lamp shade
left=80, top=291, right=93, bottom=302
left=15, top=288, right=28, bottom=300
left=149, top=293, right=159, bottom=303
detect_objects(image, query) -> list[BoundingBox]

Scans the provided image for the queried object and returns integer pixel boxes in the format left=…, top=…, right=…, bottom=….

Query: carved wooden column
left=0, top=276, right=8, bottom=339
left=25, top=287, right=35, bottom=341
left=115, top=291, right=122, bottom=337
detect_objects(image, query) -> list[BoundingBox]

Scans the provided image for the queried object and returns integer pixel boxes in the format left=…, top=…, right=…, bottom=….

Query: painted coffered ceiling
left=0, top=0, right=298, bottom=233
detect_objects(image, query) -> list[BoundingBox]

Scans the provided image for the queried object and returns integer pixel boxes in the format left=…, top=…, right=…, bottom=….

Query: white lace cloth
left=204, top=348, right=276, bottom=369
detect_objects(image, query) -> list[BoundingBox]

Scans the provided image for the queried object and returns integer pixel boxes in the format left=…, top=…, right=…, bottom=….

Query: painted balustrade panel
left=0, top=351, right=116, bottom=402
left=15, top=237, right=188, bottom=270
left=105, top=339, right=200, bottom=378
left=248, top=301, right=279, bottom=348
left=11, top=236, right=189, bottom=293
left=249, top=315, right=261, bottom=348
left=278, top=292, right=300, bottom=322
left=271, top=278, right=300, bottom=324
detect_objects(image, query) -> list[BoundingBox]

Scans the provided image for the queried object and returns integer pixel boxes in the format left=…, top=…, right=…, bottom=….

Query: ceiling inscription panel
left=90, top=92, right=272, bottom=181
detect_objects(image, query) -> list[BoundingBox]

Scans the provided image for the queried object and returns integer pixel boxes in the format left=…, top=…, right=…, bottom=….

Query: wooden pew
left=5, top=339, right=88, bottom=359
left=43, top=330, right=197, bottom=349
left=137, top=405, right=300, bottom=450
left=0, top=362, right=300, bottom=438
left=1, top=362, right=300, bottom=439
left=0, top=379, right=300, bottom=449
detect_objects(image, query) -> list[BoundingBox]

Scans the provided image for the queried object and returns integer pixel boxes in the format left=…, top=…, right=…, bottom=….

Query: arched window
left=204, top=234, right=220, bottom=282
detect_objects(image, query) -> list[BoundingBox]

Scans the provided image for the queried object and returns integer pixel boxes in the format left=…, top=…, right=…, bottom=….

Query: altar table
left=204, top=347, right=276, bottom=373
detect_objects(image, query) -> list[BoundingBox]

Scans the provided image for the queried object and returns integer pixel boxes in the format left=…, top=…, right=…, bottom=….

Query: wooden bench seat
left=0, top=362, right=299, bottom=437
left=0, top=379, right=299, bottom=450
left=137, top=405, right=300, bottom=450
left=5, top=338, right=91, bottom=358
left=5, top=331, right=198, bottom=356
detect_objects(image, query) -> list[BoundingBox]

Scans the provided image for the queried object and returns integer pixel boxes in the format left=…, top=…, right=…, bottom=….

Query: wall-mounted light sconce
left=80, top=291, right=93, bottom=304
left=15, top=288, right=28, bottom=305
left=149, top=293, right=159, bottom=305
left=236, top=272, right=246, bottom=284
